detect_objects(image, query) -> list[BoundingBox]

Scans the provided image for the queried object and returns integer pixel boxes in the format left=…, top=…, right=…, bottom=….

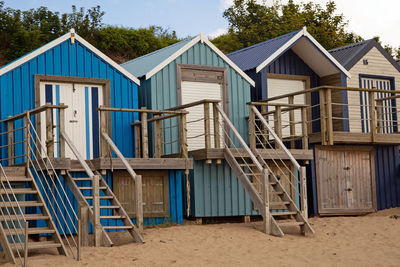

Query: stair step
left=84, top=196, right=113, bottom=200
left=272, top=211, right=297, bottom=216
left=244, top=173, right=261, bottom=177
left=79, top=186, right=107, bottom=190
left=278, top=221, right=305, bottom=227
left=103, top=225, right=133, bottom=230
left=0, top=201, right=43, bottom=208
left=72, top=177, right=92, bottom=181
left=11, top=241, right=62, bottom=251
left=0, top=177, right=32, bottom=182
left=271, top=191, right=284, bottom=195
left=0, top=214, right=49, bottom=221
left=0, top=188, right=37, bottom=194
left=269, top=201, right=290, bottom=209
left=239, top=163, right=257, bottom=167
left=90, top=205, right=120, bottom=209
left=100, top=215, right=126, bottom=219
left=6, top=227, right=56, bottom=235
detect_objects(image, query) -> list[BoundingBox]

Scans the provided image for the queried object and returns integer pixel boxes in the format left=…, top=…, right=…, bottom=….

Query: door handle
left=344, top=188, right=352, bottom=192
left=343, top=167, right=350, bottom=170
left=69, top=120, right=78, bottom=123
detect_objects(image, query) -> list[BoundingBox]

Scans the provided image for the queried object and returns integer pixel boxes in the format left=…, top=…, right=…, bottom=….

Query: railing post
left=7, top=120, right=14, bottom=166
left=248, top=104, right=256, bottom=150
left=274, top=105, right=282, bottom=149
left=135, top=174, right=143, bottom=233
left=46, top=107, right=54, bottom=157
left=93, top=174, right=101, bottom=247
left=59, top=104, right=65, bottom=158
left=326, top=88, right=333, bottom=145
left=77, top=219, right=81, bottom=261
left=78, top=201, right=89, bottom=247
left=99, top=108, right=108, bottom=158
left=301, top=106, right=308, bottom=149
left=369, top=91, right=377, bottom=141
left=154, top=115, right=163, bottom=158
left=213, top=102, right=221, bottom=164
left=25, top=112, right=30, bottom=170
left=288, top=96, right=296, bottom=149
left=204, top=102, right=211, bottom=153
left=134, top=121, right=141, bottom=158
left=319, top=89, right=327, bottom=145
left=179, top=113, right=188, bottom=159
left=262, top=168, right=271, bottom=234
left=261, top=105, right=268, bottom=147
left=376, top=99, right=383, bottom=133
left=300, top=166, right=308, bottom=220
left=24, top=221, right=28, bottom=267
left=140, top=108, right=149, bottom=158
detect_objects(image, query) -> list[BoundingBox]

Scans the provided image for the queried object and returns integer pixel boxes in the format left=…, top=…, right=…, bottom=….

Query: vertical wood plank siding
left=138, top=42, right=253, bottom=217
left=374, top=145, right=400, bottom=210
left=0, top=39, right=139, bottom=159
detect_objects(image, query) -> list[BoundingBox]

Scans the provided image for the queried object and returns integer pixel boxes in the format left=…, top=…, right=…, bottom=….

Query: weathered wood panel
left=321, top=73, right=345, bottom=131
left=315, top=145, right=376, bottom=215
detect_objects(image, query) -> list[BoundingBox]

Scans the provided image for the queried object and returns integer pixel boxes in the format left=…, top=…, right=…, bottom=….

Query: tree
left=212, top=0, right=362, bottom=53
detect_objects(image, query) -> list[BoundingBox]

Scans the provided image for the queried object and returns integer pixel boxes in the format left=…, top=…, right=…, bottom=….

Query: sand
left=1, top=207, right=400, bottom=267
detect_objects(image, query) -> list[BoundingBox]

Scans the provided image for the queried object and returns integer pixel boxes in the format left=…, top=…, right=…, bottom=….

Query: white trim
left=144, top=34, right=256, bottom=87
left=145, top=35, right=202, bottom=80
left=0, top=30, right=141, bottom=85
left=0, top=32, right=71, bottom=76
left=203, top=38, right=255, bottom=87
left=255, top=28, right=352, bottom=78
left=255, top=30, right=304, bottom=73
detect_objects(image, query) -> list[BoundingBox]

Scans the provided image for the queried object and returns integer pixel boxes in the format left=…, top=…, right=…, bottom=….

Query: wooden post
left=369, top=91, right=377, bottom=142
left=301, top=107, right=308, bottom=149
left=213, top=103, right=221, bottom=164
left=261, top=105, right=268, bottom=147
left=46, top=107, right=54, bottom=157
left=134, top=121, right=141, bottom=158
left=288, top=96, right=296, bottom=148
left=77, top=219, right=81, bottom=261
left=326, top=88, right=333, bottom=145
left=7, top=120, right=14, bottom=166
left=25, top=112, right=31, bottom=170
left=58, top=105, right=65, bottom=158
left=92, top=174, right=101, bottom=247
left=376, top=99, right=383, bottom=133
left=135, top=174, right=143, bottom=233
left=248, top=104, right=256, bottom=150
left=274, top=106, right=282, bottom=149
left=204, top=102, right=211, bottom=151
left=154, top=115, right=163, bottom=158
left=300, top=166, right=308, bottom=220
left=140, top=108, right=149, bottom=158
left=179, top=113, right=188, bottom=159
left=24, top=221, right=28, bottom=267
left=99, top=108, right=108, bottom=158
left=319, top=89, right=327, bottom=145
left=78, top=201, right=89, bottom=247
left=262, top=168, right=271, bottom=234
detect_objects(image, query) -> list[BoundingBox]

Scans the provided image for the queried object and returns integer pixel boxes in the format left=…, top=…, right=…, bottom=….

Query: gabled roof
left=121, top=33, right=255, bottom=86
left=227, top=27, right=351, bottom=78
left=329, top=39, right=400, bottom=72
left=0, top=29, right=141, bottom=85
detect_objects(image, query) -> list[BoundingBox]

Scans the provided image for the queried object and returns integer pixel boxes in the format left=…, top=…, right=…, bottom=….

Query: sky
left=3, top=0, right=400, bottom=48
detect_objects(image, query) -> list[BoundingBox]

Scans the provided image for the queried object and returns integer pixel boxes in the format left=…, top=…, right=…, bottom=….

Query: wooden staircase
left=64, top=170, right=144, bottom=246
left=0, top=166, right=67, bottom=264
left=216, top=104, right=314, bottom=236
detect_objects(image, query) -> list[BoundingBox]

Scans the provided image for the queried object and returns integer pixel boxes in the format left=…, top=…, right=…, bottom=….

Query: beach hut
left=228, top=28, right=400, bottom=215
left=0, top=29, right=192, bottom=263
left=122, top=33, right=314, bottom=236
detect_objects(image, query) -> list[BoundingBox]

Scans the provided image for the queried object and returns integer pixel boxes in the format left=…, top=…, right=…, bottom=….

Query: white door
left=267, top=78, right=306, bottom=138
left=359, top=77, right=395, bottom=133
left=181, top=81, right=223, bottom=151
left=39, top=82, right=103, bottom=159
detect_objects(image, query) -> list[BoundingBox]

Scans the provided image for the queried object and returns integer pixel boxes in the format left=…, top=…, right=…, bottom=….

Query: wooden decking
left=309, top=132, right=400, bottom=145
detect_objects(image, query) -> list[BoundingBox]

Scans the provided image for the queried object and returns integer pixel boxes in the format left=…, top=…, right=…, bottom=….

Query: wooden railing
left=258, top=86, right=400, bottom=145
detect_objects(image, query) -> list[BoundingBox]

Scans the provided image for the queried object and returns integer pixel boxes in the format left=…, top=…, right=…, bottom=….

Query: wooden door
left=113, top=170, right=169, bottom=218
left=315, top=145, right=376, bottom=215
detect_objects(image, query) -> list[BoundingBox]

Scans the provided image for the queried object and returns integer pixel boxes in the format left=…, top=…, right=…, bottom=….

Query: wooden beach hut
left=0, top=29, right=192, bottom=264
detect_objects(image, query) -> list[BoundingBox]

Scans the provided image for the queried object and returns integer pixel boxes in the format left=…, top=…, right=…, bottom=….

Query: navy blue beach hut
left=0, top=29, right=191, bottom=259
left=228, top=27, right=400, bottom=215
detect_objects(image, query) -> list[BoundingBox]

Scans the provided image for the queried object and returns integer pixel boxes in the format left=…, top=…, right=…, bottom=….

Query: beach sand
left=1, top=207, right=400, bottom=267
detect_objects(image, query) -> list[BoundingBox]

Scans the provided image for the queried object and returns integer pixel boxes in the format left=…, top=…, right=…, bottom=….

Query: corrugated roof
left=329, top=40, right=370, bottom=67
left=121, top=37, right=195, bottom=78
left=227, top=30, right=301, bottom=71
